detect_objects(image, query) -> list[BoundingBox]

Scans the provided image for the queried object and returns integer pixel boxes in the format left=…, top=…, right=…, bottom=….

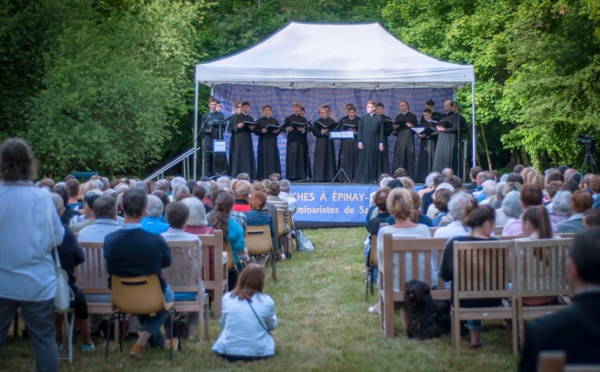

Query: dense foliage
left=1, top=0, right=599, bottom=177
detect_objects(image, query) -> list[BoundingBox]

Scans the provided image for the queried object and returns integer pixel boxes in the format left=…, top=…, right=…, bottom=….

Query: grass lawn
left=2, top=227, right=519, bottom=371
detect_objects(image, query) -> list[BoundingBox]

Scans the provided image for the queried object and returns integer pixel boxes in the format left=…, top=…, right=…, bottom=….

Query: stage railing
left=144, top=147, right=196, bottom=182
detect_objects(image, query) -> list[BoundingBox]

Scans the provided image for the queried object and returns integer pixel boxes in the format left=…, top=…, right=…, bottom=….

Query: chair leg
left=105, top=313, right=113, bottom=360
left=118, top=314, right=123, bottom=353
left=203, top=298, right=210, bottom=342
left=365, top=269, right=369, bottom=302
left=272, top=252, right=277, bottom=282
left=452, top=308, right=461, bottom=356
left=169, top=310, right=174, bottom=362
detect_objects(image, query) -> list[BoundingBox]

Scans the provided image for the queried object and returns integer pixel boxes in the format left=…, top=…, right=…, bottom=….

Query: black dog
left=403, top=280, right=451, bottom=339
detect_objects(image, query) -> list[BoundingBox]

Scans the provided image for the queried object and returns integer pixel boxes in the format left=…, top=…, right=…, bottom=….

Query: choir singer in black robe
left=255, top=105, right=282, bottom=180
left=336, top=104, right=359, bottom=182
left=230, top=101, right=256, bottom=179
left=392, top=100, right=418, bottom=178
left=376, top=102, right=393, bottom=175
left=415, top=108, right=439, bottom=182
left=356, top=100, right=384, bottom=184
left=311, top=107, right=337, bottom=182
left=283, top=103, right=309, bottom=181
left=226, top=103, right=242, bottom=175
left=432, top=100, right=468, bottom=174
left=201, top=97, right=226, bottom=176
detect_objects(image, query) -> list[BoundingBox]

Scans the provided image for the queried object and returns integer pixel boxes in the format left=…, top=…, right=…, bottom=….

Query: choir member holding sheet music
left=356, top=100, right=384, bottom=184
left=392, top=100, right=418, bottom=178
left=432, top=100, right=468, bottom=173
left=283, top=102, right=310, bottom=181
left=256, top=105, right=282, bottom=180
left=336, top=104, right=359, bottom=182
left=226, top=103, right=242, bottom=175
left=230, top=101, right=256, bottom=179
left=376, top=103, right=393, bottom=175
left=311, top=107, right=337, bottom=182
left=415, top=108, right=439, bottom=182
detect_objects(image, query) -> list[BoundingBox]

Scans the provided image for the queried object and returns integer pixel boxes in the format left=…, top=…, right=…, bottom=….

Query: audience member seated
left=364, top=187, right=392, bottom=284
left=439, top=204, right=499, bottom=350
left=583, top=209, right=600, bottom=228
left=590, top=175, right=600, bottom=209
left=431, top=188, right=452, bottom=227
left=141, top=194, right=170, bottom=234
left=208, top=192, right=245, bottom=290
left=104, top=188, right=177, bottom=355
left=161, top=201, right=203, bottom=340
left=232, top=180, right=252, bottom=213
left=212, top=263, right=278, bottom=362
left=53, top=184, right=79, bottom=226
left=245, top=191, right=274, bottom=239
left=433, top=191, right=474, bottom=238
left=421, top=174, right=443, bottom=214
left=50, top=193, right=95, bottom=351
left=77, top=195, right=121, bottom=242
left=502, top=184, right=544, bottom=236
left=495, top=190, right=522, bottom=227
left=70, top=190, right=102, bottom=233
left=519, top=228, right=600, bottom=371
left=369, top=188, right=431, bottom=315
left=557, top=189, right=593, bottom=234
left=278, top=179, right=297, bottom=216
left=66, top=178, right=82, bottom=211
left=548, top=190, right=572, bottom=225
left=479, top=180, right=497, bottom=205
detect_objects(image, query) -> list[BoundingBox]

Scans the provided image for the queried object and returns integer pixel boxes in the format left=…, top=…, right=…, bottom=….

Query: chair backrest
left=223, top=240, right=235, bottom=270
left=453, top=240, right=513, bottom=301
left=111, top=274, right=165, bottom=315
left=382, top=234, right=449, bottom=299
left=369, top=235, right=378, bottom=267
left=538, top=351, right=600, bottom=372
left=246, top=225, right=273, bottom=256
left=197, top=230, right=224, bottom=281
left=76, top=241, right=111, bottom=295
left=428, top=227, right=437, bottom=237
left=557, top=233, right=577, bottom=239
left=514, top=238, right=573, bottom=298
left=162, top=239, right=203, bottom=294
left=276, top=211, right=286, bottom=237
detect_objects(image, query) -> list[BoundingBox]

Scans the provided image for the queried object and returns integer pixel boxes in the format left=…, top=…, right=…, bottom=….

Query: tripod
left=581, top=146, right=598, bottom=174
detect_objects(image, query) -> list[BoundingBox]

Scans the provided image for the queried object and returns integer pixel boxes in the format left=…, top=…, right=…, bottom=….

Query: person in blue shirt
left=141, top=194, right=170, bottom=234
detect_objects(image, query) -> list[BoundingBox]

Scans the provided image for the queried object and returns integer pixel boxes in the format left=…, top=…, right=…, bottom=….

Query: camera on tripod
left=577, top=134, right=595, bottom=150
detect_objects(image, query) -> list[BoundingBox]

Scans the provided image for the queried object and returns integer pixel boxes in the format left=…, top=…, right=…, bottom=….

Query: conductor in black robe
left=392, top=100, right=418, bottom=178
left=230, top=101, right=256, bottom=179
left=226, top=103, right=242, bottom=175
left=356, top=100, right=384, bottom=184
left=415, top=108, right=439, bottom=182
left=376, top=103, right=393, bottom=175
left=311, top=107, right=337, bottom=182
left=283, top=103, right=309, bottom=181
left=201, top=97, right=226, bottom=177
left=255, top=105, right=282, bottom=180
left=336, top=104, right=359, bottom=182
left=432, top=100, right=468, bottom=174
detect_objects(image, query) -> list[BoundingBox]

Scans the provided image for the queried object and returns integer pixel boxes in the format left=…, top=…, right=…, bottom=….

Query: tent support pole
left=471, top=81, right=476, bottom=168
left=193, top=81, right=199, bottom=180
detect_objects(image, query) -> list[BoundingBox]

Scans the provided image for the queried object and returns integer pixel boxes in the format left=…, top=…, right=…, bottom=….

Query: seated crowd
left=364, top=164, right=600, bottom=369
left=0, top=138, right=294, bottom=369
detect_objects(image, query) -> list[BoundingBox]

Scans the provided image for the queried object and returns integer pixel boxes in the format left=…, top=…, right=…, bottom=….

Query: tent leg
left=471, top=81, right=476, bottom=168
left=193, top=81, right=199, bottom=180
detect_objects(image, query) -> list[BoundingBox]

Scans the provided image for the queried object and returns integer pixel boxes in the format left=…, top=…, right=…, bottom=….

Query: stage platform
left=289, top=182, right=424, bottom=229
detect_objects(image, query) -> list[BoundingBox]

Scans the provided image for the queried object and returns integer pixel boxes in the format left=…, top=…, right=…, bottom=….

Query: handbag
left=295, top=230, right=315, bottom=252
left=47, top=195, right=74, bottom=313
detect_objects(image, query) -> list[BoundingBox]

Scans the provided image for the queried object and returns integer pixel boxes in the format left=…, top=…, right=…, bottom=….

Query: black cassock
left=255, top=116, right=282, bottom=180
left=432, top=112, right=468, bottom=173
left=283, top=114, right=309, bottom=181
left=336, top=115, right=359, bottom=182
left=380, top=114, right=393, bottom=175
left=392, top=111, right=418, bottom=178
left=356, top=114, right=384, bottom=184
left=226, top=113, right=238, bottom=175
left=230, top=113, right=256, bottom=179
left=415, top=118, right=439, bottom=182
left=312, top=118, right=337, bottom=182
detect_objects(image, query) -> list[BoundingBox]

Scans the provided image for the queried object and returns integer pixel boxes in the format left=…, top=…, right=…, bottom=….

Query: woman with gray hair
left=495, top=190, right=523, bottom=227
left=549, top=190, right=572, bottom=225
left=141, top=194, right=169, bottom=234
left=433, top=191, right=475, bottom=238
left=181, top=197, right=216, bottom=283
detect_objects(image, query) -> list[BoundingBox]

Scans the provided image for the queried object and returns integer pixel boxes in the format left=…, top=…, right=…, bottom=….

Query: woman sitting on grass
left=438, top=203, right=499, bottom=350
left=369, top=188, right=430, bottom=314
left=212, top=263, right=278, bottom=362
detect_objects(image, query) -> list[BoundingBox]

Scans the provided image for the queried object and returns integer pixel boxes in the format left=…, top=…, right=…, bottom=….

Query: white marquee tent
left=193, top=22, right=477, bottom=178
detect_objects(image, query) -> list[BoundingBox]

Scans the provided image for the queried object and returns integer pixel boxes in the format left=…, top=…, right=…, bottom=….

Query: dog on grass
left=403, top=280, right=451, bottom=339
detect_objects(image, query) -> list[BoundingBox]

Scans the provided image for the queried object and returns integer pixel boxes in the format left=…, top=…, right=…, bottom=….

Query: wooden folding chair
left=366, top=235, right=377, bottom=301
left=163, top=239, right=209, bottom=343
left=197, top=230, right=227, bottom=319
left=514, top=238, right=573, bottom=348
left=106, top=274, right=178, bottom=361
left=276, top=211, right=290, bottom=258
left=452, top=240, right=517, bottom=355
left=246, top=224, right=276, bottom=281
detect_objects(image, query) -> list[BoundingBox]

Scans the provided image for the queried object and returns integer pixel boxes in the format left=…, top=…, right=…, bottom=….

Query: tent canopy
left=195, top=22, right=474, bottom=90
